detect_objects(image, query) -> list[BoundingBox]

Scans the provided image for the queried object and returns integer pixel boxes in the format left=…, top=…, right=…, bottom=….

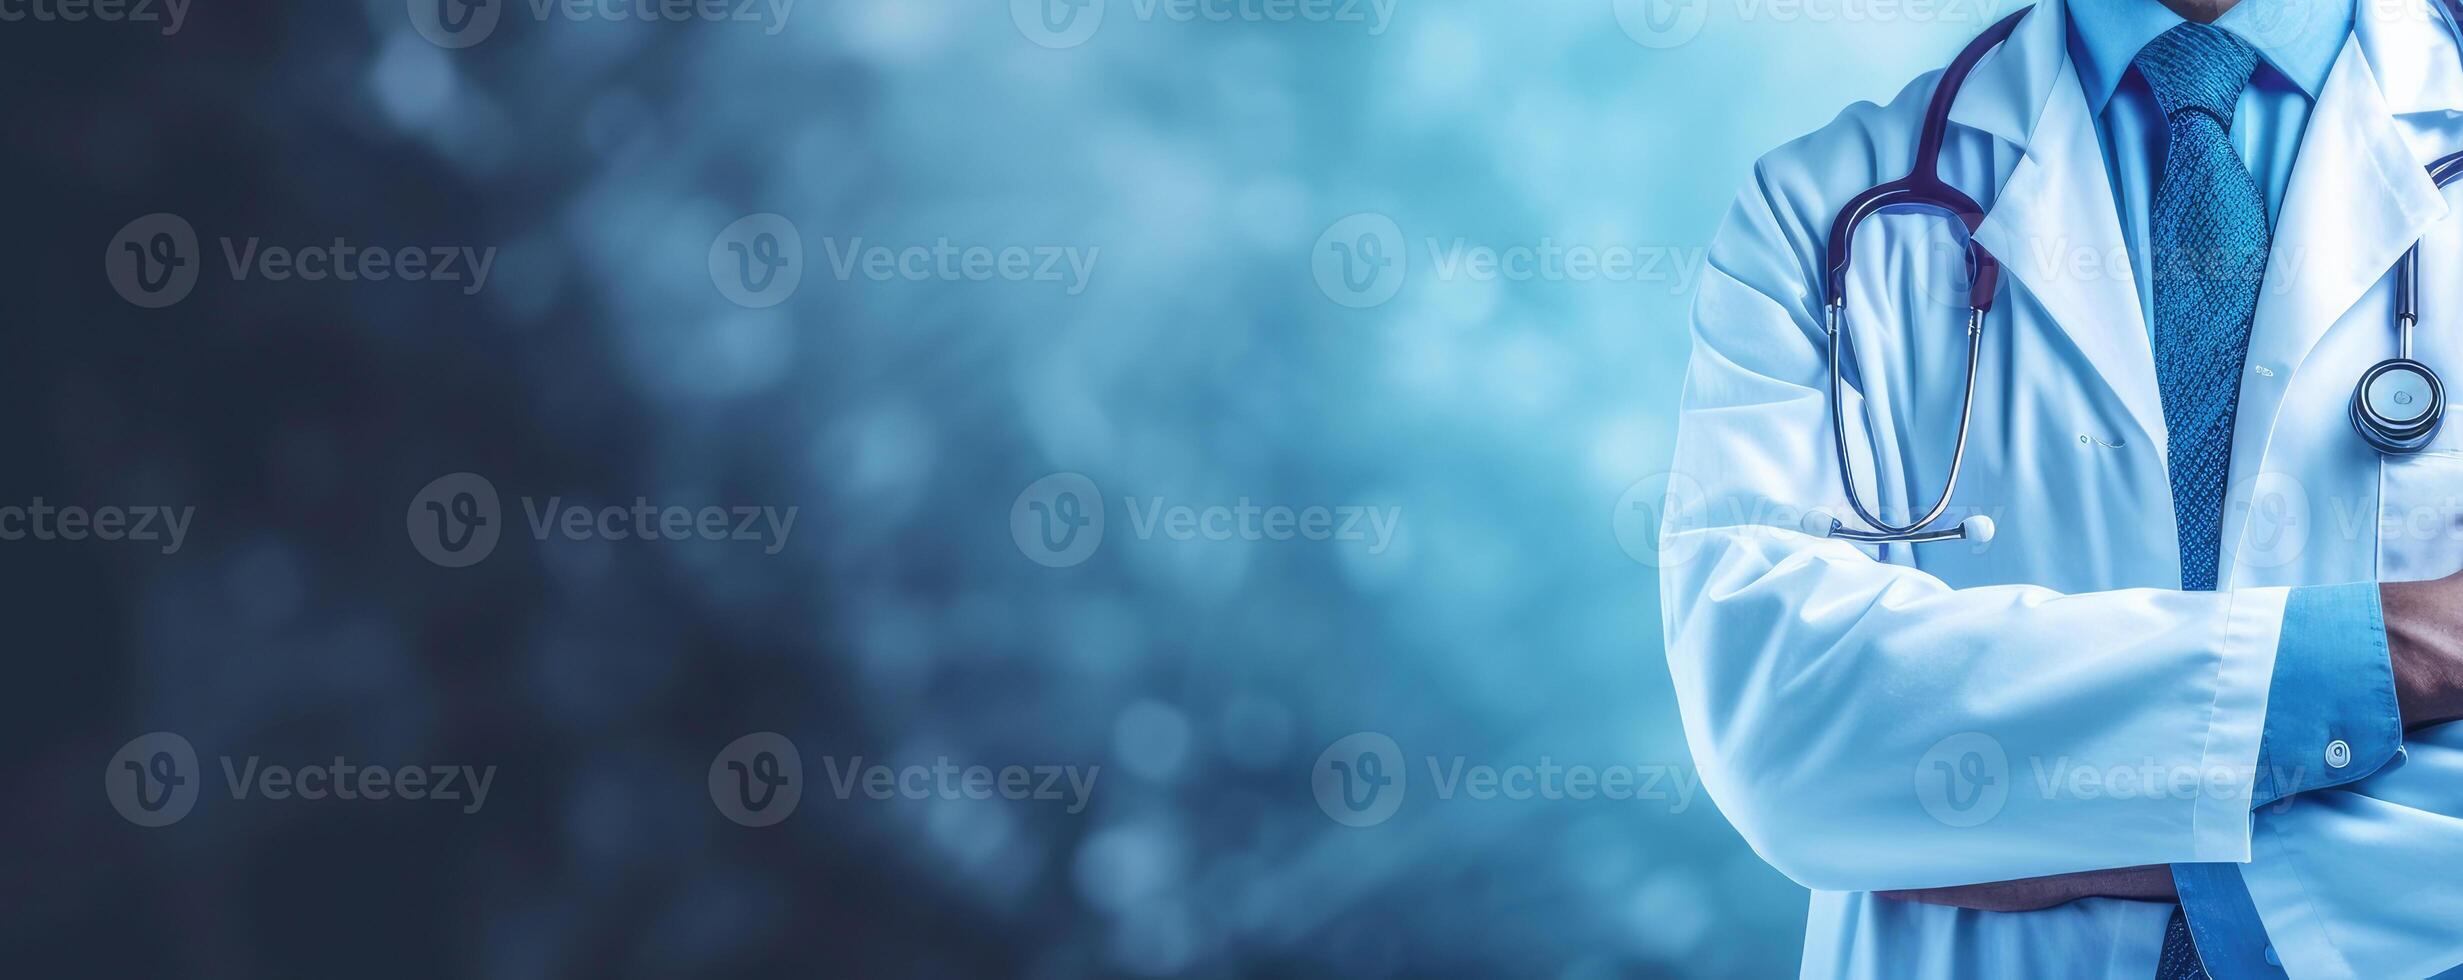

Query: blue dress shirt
left=2064, top=1, right=2406, bottom=976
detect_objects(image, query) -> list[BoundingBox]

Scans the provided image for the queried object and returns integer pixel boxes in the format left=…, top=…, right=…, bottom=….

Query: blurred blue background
left=10, top=0, right=2004, bottom=976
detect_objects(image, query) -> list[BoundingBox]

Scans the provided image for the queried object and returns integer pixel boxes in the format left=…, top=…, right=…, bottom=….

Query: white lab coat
left=1661, top=0, right=2463, bottom=976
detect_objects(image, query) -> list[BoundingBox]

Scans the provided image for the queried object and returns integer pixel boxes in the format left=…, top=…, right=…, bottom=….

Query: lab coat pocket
left=2376, top=449, right=2463, bottom=583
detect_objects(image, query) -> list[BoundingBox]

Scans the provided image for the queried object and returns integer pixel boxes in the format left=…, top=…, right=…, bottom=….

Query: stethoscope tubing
left=1823, top=302, right=1985, bottom=544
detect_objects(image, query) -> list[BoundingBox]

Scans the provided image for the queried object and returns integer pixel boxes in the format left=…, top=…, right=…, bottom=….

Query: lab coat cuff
left=2193, top=587, right=2288, bottom=862
left=2174, top=862, right=2288, bottom=980
left=2239, top=819, right=2359, bottom=980
left=2249, top=583, right=2401, bottom=808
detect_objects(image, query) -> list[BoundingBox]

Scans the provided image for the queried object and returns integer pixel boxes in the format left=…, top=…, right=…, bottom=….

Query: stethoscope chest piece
left=2361, top=145, right=2463, bottom=456
left=2352, top=357, right=2446, bottom=454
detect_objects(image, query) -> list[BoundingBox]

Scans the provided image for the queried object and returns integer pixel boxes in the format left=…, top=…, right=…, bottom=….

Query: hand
left=1878, top=865, right=2178, bottom=913
left=2381, top=571, right=2463, bottom=729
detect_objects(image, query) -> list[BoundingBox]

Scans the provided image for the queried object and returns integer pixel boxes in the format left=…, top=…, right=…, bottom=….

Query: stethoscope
left=1806, top=2, right=2463, bottom=547
left=2358, top=150, right=2463, bottom=453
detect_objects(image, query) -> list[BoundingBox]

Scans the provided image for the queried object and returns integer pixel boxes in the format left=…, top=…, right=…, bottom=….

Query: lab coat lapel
left=2357, top=0, right=2463, bottom=123
left=1963, top=7, right=2169, bottom=455
left=2228, top=33, right=2447, bottom=511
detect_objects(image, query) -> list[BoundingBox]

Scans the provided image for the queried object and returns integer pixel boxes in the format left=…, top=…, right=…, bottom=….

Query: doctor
left=1661, top=0, right=2463, bottom=977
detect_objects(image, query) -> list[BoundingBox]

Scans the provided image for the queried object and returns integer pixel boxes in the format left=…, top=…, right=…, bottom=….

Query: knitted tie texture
left=2145, top=26, right=2263, bottom=980
left=2142, top=23, right=2266, bottom=595
left=2156, top=906, right=2210, bottom=980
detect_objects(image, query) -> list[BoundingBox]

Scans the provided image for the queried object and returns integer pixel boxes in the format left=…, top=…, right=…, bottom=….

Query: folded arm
left=1667, top=175, right=2290, bottom=892
left=2167, top=581, right=2463, bottom=979
left=1886, top=580, right=2463, bottom=978
left=1665, top=173, right=2437, bottom=896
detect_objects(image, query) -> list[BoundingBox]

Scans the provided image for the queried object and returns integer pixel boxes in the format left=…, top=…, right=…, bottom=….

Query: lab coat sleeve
left=2222, top=723, right=2463, bottom=978
left=2173, top=582, right=2406, bottom=980
left=2243, top=584, right=2403, bottom=810
left=1660, top=166, right=2286, bottom=893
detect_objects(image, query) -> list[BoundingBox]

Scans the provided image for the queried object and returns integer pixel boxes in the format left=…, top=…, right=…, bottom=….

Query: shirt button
left=2326, top=740, right=2353, bottom=769
left=2264, top=945, right=2281, bottom=966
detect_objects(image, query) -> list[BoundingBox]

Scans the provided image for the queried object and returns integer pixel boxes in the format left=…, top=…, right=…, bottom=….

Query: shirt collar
left=2065, top=0, right=2353, bottom=113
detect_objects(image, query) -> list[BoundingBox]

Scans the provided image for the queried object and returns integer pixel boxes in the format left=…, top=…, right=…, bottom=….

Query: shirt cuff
left=2249, top=583, right=2402, bottom=809
left=2174, top=862, right=2287, bottom=980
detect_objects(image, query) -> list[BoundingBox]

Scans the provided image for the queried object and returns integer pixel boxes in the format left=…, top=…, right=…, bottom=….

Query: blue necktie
left=2143, top=22, right=2268, bottom=595
left=2139, top=23, right=2266, bottom=980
